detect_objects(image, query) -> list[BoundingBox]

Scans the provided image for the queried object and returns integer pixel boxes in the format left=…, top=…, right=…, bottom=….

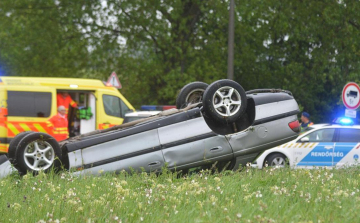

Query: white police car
left=253, top=118, right=360, bottom=169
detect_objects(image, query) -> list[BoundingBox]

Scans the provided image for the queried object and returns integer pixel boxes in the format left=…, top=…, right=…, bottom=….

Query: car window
left=302, top=128, right=336, bottom=142
left=300, top=126, right=314, bottom=135
left=337, top=129, right=360, bottom=142
left=7, top=91, right=51, bottom=117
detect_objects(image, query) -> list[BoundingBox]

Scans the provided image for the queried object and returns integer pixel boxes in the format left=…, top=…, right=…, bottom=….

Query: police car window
left=7, top=91, right=51, bottom=117
left=304, top=129, right=335, bottom=142
left=103, top=95, right=122, bottom=118
left=337, top=129, right=360, bottom=142
left=302, top=126, right=314, bottom=133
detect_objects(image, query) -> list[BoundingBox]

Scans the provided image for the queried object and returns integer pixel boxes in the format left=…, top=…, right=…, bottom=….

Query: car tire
left=202, top=79, right=247, bottom=124
left=8, top=131, right=34, bottom=165
left=265, top=153, right=287, bottom=168
left=176, top=82, right=208, bottom=109
left=14, top=132, right=63, bottom=175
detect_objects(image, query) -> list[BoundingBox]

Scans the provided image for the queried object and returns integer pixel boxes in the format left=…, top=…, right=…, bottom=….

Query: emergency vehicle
left=253, top=119, right=360, bottom=169
left=0, top=77, right=135, bottom=153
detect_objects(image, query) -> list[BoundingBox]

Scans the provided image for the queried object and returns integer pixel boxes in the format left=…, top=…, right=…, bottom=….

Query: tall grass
left=0, top=166, right=359, bottom=223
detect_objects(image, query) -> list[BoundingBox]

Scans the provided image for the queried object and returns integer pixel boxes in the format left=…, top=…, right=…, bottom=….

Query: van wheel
left=176, top=82, right=208, bottom=109
left=14, top=132, right=63, bottom=175
left=8, top=131, right=34, bottom=165
left=203, top=79, right=247, bottom=124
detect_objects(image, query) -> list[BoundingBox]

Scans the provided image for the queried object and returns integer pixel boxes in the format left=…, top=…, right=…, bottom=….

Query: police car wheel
left=7, top=131, right=34, bottom=165
left=176, top=82, right=208, bottom=109
left=14, top=132, right=63, bottom=175
left=203, top=79, right=247, bottom=124
left=265, top=153, right=287, bottom=168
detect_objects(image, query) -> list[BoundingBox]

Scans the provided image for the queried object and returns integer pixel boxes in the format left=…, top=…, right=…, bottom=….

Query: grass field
left=0, top=166, right=359, bottom=223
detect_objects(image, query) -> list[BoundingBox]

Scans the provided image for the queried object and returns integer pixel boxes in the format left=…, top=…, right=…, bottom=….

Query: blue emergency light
left=338, top=117, right=353, bottom=125
left=140, top=105, right=158, bottom=111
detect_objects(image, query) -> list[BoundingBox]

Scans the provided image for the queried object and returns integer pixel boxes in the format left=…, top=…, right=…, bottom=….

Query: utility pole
left=227, top=0, right=235, bottom=80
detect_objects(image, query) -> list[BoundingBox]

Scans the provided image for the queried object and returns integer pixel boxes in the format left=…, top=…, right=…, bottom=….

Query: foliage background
left=1, top=0, right=360, bottom=122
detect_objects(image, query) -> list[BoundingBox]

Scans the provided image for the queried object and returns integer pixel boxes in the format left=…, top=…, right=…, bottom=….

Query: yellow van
left=0, top=77, right=135, bottom=153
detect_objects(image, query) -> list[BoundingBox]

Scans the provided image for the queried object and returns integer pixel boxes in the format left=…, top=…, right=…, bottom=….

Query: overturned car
left=0, top=79, right=300, bottom=177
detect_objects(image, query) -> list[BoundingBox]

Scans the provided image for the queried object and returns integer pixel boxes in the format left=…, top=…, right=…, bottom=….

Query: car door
left=158, top=117, right=234, bottom=170
left=333, top=128, right=360, bottom=167
left=294, top=128, right=336, bottom=168
left=70, top=129, right=165, bottom=175
left=79, top=93, right=96, bottom=134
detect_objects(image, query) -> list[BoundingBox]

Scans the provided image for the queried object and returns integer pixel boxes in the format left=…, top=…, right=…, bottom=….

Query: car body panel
left=70, top=130, right=162, bottom=169
left=68, top=149, right=82, bottom=169
left=253, top=99, right=299, bottom=121
left=158, top=117, right=213, bottom=145
left=162, top=135, right=233, bottom=169
left=334, top=142, right=360, bottom=167
left=295, top=142, right=335, bottom=167
left=229, top=115, right=298, bottom=156
left=74, top=151, right=165, bottom=176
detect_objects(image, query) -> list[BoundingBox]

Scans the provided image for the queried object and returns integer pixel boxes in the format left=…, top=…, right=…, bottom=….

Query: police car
left=253, top=118, right=360, bottom=169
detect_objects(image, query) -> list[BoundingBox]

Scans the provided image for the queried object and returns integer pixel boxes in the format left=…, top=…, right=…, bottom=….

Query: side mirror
left=300, top=137, right=309, bottom=143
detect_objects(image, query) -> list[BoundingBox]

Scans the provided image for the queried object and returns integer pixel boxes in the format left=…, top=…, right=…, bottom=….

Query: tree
left=0, top=0, right=92, bottom=77
left=1, top=0, right=360, bottom=122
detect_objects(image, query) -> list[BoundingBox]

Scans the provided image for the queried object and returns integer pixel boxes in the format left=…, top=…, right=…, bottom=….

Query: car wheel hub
left=212, top=86, right=242, bottom=117
left=24, top=140, right=55, bottom=171
left=271, top=157, right=285, bottom=167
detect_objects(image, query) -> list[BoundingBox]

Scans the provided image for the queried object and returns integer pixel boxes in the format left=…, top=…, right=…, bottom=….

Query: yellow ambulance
left=0, top=77, right=135, bottom=153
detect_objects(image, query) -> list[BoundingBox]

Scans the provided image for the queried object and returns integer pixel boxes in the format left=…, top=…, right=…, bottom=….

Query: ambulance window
left=305, top=128, right=335, bottom=142
left=120, top=100, right=131, bottom=117
left=337, top=129, right=360, bottom=142
left=7, top=91, right=51, bottom=117
left=103, top=95, right=122, bottom=118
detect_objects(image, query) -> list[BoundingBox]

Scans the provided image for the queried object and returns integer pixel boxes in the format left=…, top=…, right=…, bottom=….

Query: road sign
left=345, top=109, right=357, bottom=118
left=106, top=72, right=122, bottom=89
left=342, top=82, right=360, bottom=110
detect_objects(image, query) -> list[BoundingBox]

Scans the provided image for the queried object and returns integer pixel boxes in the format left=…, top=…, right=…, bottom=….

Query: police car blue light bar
left=140, top=105, right=157, bottom=111
left=339, top=117, right=353, bottom=125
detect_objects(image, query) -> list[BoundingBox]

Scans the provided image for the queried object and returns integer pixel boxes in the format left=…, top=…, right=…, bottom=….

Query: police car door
left=333, top=128, right=360, bottom=168
left=294, top=128, right=336, bottom=168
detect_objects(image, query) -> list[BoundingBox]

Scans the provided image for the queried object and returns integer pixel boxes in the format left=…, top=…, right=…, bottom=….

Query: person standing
left=300, top=112, right=314, bottom=132
left=57, top=92, right=78, bottom=116
left=47, top=106, right=69, bottom=141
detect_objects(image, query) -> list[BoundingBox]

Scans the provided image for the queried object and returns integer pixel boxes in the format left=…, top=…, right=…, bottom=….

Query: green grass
left=1, top=166, right=360, bottom=223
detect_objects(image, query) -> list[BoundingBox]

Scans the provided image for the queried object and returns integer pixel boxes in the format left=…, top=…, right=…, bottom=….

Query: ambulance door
left=97, top=93, right=131, bottom=129
left=0, top=88, right=8, bottom=153
left=333, top=128, right=360, bottom=167
left=79, top=93, right=96, bottom=134
left=294, top=128, right=336, bottom=168
left=6, top=87, right=57, bottom=141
